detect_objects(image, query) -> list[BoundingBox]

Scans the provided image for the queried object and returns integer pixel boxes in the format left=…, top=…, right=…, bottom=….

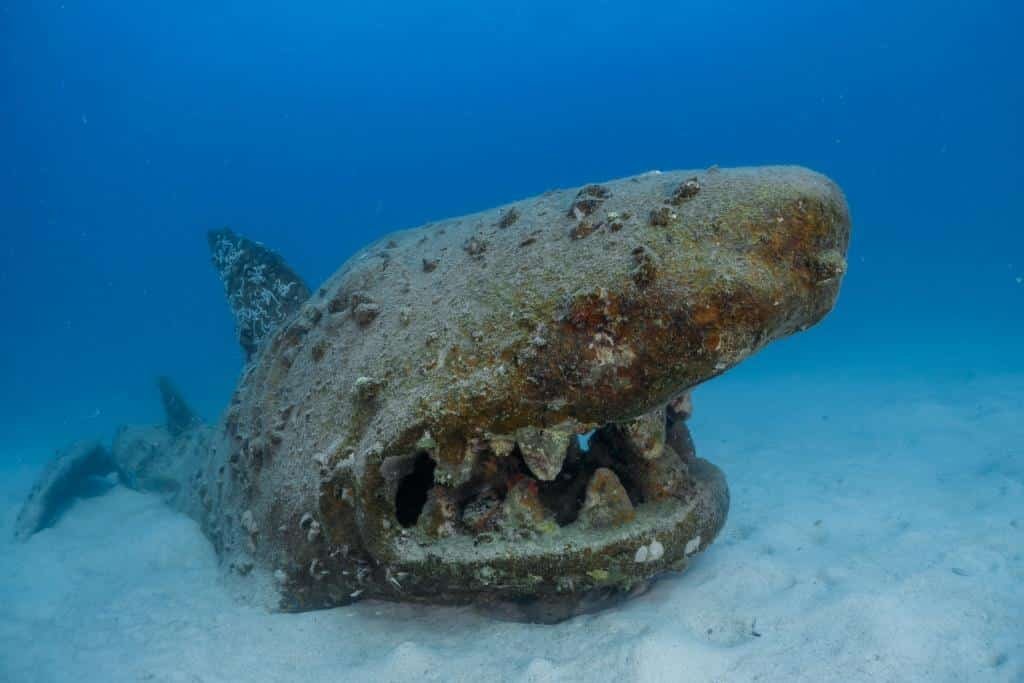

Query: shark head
left=197, top=166, right=850, bottom=621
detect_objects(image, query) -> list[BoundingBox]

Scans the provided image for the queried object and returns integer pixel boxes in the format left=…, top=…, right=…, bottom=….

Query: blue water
left=2, top=3, right=1023, bottom=680
left=3, top=1, right=1021, bottom=456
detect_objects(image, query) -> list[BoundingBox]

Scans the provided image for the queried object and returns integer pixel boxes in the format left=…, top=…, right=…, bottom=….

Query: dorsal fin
left=157, top=376, right=202, bottom=436
left=208, top=228, right=310, bottom=360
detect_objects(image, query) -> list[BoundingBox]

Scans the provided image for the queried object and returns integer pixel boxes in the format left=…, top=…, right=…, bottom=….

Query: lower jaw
left=380, top=456, right=729, bottom=623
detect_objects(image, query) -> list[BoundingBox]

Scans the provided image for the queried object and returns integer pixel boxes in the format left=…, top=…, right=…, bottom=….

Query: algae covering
left=17, top=165, right=850, bottom=623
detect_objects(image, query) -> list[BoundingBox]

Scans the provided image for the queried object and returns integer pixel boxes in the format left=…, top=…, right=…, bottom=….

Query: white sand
left=2, top=371, right=1022, bottom=682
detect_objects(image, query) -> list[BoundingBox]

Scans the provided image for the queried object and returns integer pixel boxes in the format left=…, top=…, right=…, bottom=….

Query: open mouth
left=371, top=391, right=727, bottom=617
left=396, top=397, right=698, bottom=542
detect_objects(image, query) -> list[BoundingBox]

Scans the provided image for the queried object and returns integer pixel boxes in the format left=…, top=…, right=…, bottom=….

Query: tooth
left=501, top=478, right=556, bottom=534
left=665, top=392, right=696, bottom=466
left=515, top=426, right=572, bottom=481
left=417, top=486, right=459, bottom=538
left=667, top=391, right=693, bottom=421
left=462, top=488, right=503, bottom=533
left=428, top=434, right=478, bottom=488
left=634, top=446, right=691, bottom=501
left=667, top=418, right=696, bottom=465
left=487, top=436, right=516, bottom=458
left=578, top=468, right=635, bottom=530
left=621, top=407, right=666, bottom=460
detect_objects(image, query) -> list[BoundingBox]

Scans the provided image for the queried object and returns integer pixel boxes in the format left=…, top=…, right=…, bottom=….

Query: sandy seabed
left=2, top=371, right=1021, bottom=683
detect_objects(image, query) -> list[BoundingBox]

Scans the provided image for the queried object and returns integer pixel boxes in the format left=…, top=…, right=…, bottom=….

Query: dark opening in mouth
left=394, top=399, right=697, bottom=541
left=395, top=451, right=436, bottom=528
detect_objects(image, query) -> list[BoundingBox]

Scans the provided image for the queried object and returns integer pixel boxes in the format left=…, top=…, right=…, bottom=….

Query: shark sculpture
left=15, top=166, right=850, bottom=622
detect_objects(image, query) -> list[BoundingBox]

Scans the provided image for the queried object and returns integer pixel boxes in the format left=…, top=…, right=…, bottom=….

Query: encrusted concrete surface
left=16, top=166, right=850, bottom=622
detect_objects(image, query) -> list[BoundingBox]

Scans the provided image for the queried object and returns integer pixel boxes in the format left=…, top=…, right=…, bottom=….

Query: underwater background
left=2, top=1, right=1022, bottom=681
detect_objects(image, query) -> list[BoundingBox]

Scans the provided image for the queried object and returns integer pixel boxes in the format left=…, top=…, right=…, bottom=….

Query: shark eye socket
left=395, top=451, right=436, bottom=527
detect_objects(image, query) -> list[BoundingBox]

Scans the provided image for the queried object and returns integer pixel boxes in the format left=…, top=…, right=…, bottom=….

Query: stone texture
left=19, top=165, right=850, bottom=622
left=14, top=440, right=114, bottom=540
left=158, top=376, right=201, bottom=437
left=620, top=407, right=667, bottom=461
left=500, top=478, right=556, bottom=535
left=111, top=425, right=174, bottom=494
left=578, top=468, right=636, bottom=530
left=515, top=426, right=573, bottom=481
left=205, top=165, right=848, bottom=617
left=208, top=227, right=310, bottom=360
